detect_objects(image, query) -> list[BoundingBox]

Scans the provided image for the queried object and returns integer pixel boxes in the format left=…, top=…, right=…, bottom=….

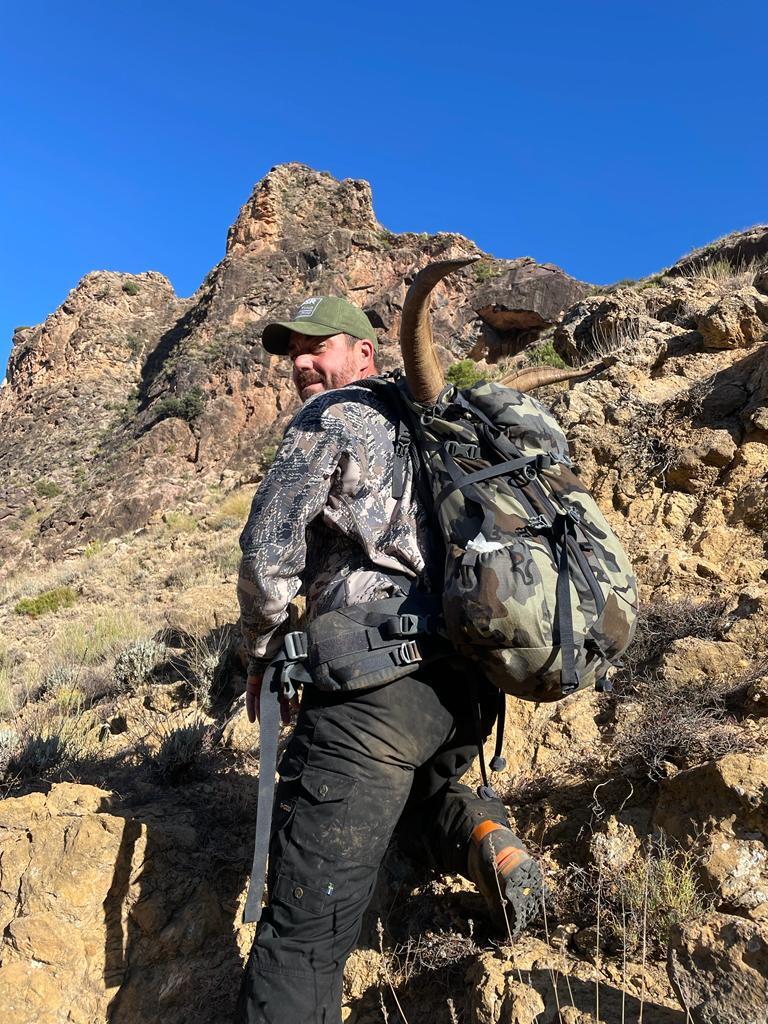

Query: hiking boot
left=466, top=820, right=543, bottom=937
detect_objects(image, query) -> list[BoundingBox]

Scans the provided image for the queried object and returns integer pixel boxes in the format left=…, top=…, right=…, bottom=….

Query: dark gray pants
left=237, top=665, right=505, bottom=1023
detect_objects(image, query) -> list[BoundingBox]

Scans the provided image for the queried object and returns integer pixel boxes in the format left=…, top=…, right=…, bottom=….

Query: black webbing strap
left=392, top=420, right=411, bottom=500
left=470, top=684, right=492, bottom=795
left=435, top=450, right=538, bottom=515
left=553, top=513, right=580, bottom=696
left=242, top=658, right=283, bottom=924
left=490, top=690, right=507, bottom=772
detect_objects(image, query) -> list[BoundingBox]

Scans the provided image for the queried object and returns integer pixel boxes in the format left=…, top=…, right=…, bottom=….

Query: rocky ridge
left=1, top=167, right=768, bottom=1023
left=0, top=163, right=590, bottom=564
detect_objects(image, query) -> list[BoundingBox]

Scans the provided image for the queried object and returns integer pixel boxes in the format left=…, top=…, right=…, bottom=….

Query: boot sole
left=495, top=856, right=544, bottom=938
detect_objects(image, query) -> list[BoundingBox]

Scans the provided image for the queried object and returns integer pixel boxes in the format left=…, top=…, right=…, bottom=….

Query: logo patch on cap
left=294, top=297, right=323, bottom=320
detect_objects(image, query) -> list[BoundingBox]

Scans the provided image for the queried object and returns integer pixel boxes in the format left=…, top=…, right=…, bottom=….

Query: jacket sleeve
left=237, top=402, right=354, bottom=675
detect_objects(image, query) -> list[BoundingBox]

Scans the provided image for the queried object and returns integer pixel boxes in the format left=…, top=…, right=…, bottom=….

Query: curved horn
left=500, top=356, right=617, bottom=393
left=400, top=258, right=479, bottom=404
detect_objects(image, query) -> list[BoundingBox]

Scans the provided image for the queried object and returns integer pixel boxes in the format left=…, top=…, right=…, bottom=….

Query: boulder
left=667, top=912, right=768, bottom=1023
left=654, top=754, right=768, bottom=915
left=668, top=225, right=768, bottom=278
left=472, top=258, right=591, bottom=358
left=696, top=288, right=768, bottom=350
left=0, top=781, right=255, bottom=1024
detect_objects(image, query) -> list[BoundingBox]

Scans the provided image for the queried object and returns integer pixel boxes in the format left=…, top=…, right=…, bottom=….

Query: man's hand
left=246, top=674, right=263, bottom=724
left=246, top=673, right=299, bottom=726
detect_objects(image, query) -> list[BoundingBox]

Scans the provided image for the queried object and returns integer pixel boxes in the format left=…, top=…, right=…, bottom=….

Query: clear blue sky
left=3, top=1, right=767, bottom=377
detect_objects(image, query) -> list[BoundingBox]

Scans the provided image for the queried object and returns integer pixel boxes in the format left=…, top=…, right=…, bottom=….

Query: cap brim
left=261, top=320, right=340, bottom=355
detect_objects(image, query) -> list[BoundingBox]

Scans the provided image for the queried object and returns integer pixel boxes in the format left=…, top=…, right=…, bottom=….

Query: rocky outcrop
left=0, top=782, right=255, bottom=1024
left=668, top=224, right=768, bottom=277
left=472, top=258, right=591, bottom=359
left=654, top=754, right=768, bottom=917
left=0, top=163, right=590, bottom=563
left=667, top=913, right=768, bottom=1024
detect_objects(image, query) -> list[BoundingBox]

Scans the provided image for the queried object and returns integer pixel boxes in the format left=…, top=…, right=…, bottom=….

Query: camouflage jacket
left=237, top=382, right=431, bottom=675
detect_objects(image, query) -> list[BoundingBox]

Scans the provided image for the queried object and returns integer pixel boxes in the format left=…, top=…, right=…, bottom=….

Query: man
left=236, top=295, right=542, bottom=1023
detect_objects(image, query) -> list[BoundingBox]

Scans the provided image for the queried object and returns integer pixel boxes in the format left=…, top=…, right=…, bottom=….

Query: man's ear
left=359, top=338, right=376, bottom=373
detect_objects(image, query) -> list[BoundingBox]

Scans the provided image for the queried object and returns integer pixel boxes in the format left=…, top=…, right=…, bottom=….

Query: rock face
left=667, top=913, right=768, bottom=1024
left=0, top=163, right=590, bottom=564
left=0, top=782, right=255, bottom=1024
left=668, top=224, right=768, bottom=277
left=654, top=754, right=768, bottom=916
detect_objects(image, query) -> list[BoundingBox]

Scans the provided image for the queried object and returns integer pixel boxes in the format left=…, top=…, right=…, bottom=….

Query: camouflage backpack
left=385, top=375, right=639, bottom=703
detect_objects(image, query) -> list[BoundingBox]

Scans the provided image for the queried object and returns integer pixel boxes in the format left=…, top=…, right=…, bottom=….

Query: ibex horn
left=400, top=258, right=479, bottom=404
left=500, top=356, right=618, bottom=393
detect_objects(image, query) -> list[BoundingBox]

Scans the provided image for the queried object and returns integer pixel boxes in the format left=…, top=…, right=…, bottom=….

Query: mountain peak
left=226, top=163, right=380, bottom=255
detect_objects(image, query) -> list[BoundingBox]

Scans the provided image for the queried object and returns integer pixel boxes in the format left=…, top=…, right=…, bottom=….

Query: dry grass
left=567, top=833, right=712, bottom=958
left=0, top=646, right=15, bottom=718
left=3, top=703, right=96, bottom=785
left=206, top=488, right=252, bottom=531
left=679, top=255, right=765, bottom=291
left=584, top=318, right=644, bottom=361
left=52, top=609, right=153, bottom=667
left=609, top=597, right=755, bottom=779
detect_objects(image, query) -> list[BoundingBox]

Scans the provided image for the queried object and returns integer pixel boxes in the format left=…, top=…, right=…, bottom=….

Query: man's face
left=288, top=332, right=367, bottom=402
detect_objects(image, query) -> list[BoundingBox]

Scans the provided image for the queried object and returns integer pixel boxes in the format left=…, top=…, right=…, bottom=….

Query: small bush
left=474, top=261, right=500, bottom=283
left=35, top=478, right=63, bottom=498
left=126, top=335, right=144, bottom=357
left=182, top=626, right=234, bottom=710
left=0, top=648, right=14, bottom=718
left=114, top=638, right=166, bottom=690
left=5, top=712, right=88, bottom=783
left=15, top=586, right=78, bottom=618
left=207, top=489, right=252, bottom=531
left=164, top=510, right=197, bottom=534
left=135, top=709, right=214, bottom=785
left=155, top=387, right=206, bottom=424
left=572, top=834, right=712, bottom=957
left=621, top=597, right=726, bottom=680
left=446, top=359, right=486, bottom=389
left=83, top=539, right=104, bottom=558
left=522, top=340, right=568, bottom=369
left=0, top=728, right=19, bottom=774
left=612, top=674, right=750, bottom=779
left=262, top=444, right=278, bottom=470
left=122, top=281, right=141, bottom=296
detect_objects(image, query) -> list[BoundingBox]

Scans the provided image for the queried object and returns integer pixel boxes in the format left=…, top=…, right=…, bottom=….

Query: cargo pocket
left=289, top=764, right=358, bottom=865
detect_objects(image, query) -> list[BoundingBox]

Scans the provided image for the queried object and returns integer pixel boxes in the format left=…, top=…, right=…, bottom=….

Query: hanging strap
left=489, top=690, right=507, bottom=772
left=242, top=659, right=283, bottom=924
left=552, top=512, right=580, bottom=696
left=242, top=648, right=311, bottom=924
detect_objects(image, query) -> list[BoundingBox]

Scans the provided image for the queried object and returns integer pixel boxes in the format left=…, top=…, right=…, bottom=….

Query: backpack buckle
left=283, top=631, right=308, bottom=661
left=524, top=514, right=550, bottom=534
left=395, top=640, right=422, bottom=666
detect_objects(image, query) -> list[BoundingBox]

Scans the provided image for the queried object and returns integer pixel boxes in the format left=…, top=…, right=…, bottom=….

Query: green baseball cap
left=262, top=295, right=378, bottom=355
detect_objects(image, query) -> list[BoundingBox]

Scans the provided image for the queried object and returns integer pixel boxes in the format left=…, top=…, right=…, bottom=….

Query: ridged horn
left=400, top=258, right=479, bottom=404
left=500, top=356, right=617, bottom=393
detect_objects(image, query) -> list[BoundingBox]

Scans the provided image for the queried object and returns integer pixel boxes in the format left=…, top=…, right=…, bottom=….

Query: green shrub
left=588, top=834, right=712, bottom=956
left=35, top=479, right=62, bottom=498
left=446, top=359, right=486, bottom=389
left=207, top=489, right=252, bottom=531
left=122, top=281, right=141, bottom=296
left=262, top=444, right=277, bottom=469
left=114, top=638, right=166, bottom=690
left=474, top=261, right=500, bottom=283
left=155, top=387, right=206, bottom=423
left=126, top=334, right=144, bottom=356
left=523, top=340, right=567, bottom=369
left=15, top=586, right=78, bottom=618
